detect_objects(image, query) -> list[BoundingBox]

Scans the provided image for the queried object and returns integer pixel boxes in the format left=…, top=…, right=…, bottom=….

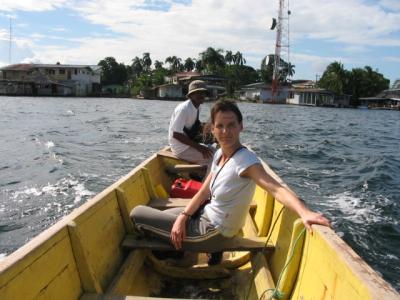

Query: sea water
left=0, top=96, right=399, bottom=291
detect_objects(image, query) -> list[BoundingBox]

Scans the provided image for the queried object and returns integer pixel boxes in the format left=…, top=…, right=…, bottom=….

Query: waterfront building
left=287, top=81, right=350, bottom=107
left=155, top=83, right=182, bottom=99
left=359, top=80, right=400, bottom=110
left=154, top=71, right=226, bottom=100
left=0, top=63, right=101, bottom=96
left=238, top=82, right=289, bottom=103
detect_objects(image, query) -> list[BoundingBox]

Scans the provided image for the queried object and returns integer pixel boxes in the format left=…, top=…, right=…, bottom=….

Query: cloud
left=379, top=0, right=400, bottom=12
left=291, top=52, right=346, bottom=75
left=384, top=56, right=400, bottom=62
left=0, top=0, right=399, bottom=82
left=290, top=0, right=400, bottom=47
left=50, top=27, right=68, bottom=32
left=0, top=0, right=69, bottom=12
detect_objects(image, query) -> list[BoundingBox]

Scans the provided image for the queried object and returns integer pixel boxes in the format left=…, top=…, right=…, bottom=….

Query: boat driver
left=168, top=80, right=214, bottom=167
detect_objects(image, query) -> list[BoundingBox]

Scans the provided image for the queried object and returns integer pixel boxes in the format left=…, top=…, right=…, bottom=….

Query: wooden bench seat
left=166, top=164, right=207, bottom=174
left=81, top=293, right=188, bottom=300
left=148, top=197, right=257, bottom=212
left=148, top=197, right=190, bottom=209
left=122, top=235, right=274, bottom=253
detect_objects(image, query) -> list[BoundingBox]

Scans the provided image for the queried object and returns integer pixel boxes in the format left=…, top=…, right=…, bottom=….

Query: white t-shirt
left=168, top=99, right=199, bottom=155
left=204, top=147, right=261, bottom=237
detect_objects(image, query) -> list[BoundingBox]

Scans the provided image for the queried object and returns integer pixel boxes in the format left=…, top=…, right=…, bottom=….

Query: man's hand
left=170, top=214, right=188, bottom=249
left=196, top=144, right=213, bottom=159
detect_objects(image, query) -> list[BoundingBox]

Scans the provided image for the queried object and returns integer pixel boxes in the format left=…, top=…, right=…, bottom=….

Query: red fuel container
left=170, top=178, right=202, bottom=198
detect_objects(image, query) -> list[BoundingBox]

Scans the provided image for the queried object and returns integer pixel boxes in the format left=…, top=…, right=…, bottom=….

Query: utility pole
left=9, top=17, right=12, bottom=64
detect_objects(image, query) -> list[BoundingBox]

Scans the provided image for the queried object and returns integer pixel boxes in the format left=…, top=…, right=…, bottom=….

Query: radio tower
left=271, top=0, right=291, bottom=103
left=9, top=17, right=12, bottom=64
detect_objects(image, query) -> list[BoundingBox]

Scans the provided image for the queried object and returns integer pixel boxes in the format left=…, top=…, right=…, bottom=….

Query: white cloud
left=0, top=0, right=399, bottom=82
left=291, top=52, right=346, bottom=76
left=379, top=0, right=400, bottom=12
left=384, top=56, right=400, bottom=62
left=0, top=0, right=69, bottom=12
left=50, top=27, right=68, bottom=32
left=290, top=0, right=400, bottom=46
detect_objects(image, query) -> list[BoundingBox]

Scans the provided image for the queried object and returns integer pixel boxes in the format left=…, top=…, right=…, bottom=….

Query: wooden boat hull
left=0, top=147, right=398, bottom=299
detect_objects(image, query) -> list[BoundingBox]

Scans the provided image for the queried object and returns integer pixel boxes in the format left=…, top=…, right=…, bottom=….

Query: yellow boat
left=0, top=147, right=398, bottom=300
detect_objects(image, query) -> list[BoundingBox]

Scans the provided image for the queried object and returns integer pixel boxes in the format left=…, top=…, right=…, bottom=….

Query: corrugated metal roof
left=0, top=63, right=99, bottom=71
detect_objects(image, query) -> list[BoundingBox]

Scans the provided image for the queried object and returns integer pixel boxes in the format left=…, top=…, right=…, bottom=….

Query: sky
left=0, top=0, right=399, bottom=85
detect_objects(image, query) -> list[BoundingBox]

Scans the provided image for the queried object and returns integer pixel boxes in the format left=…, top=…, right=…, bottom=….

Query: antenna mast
left=9, top=17, right=12, bottom=64
left=271, top=0, right=290, bottom=103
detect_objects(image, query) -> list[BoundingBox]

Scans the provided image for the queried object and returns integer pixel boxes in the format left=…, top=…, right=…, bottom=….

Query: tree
left=131, top=56, right=143, bottom=78
left=260, top=55, right=274, bottom=83
left=199, top=47, right=226, bottom=74
left=142, top=52, right=152, bottom=73
left=318, top=62, right=389, bottom=106
left=233, top=51, right=246, bottom=66
left=97, top=57, right=127, bottom=85
left=318, top=61, right=347, bottom=95
left=225, top=50, right=234, bottom=65
left=224, top=64, right=259, bottom=96
left=154, top=60, right=164, bottom=70
left=165, top=56, right=183, bottom=73
left=346, top=66, right=389, bottom=106
left=195, top=59, right=204, bottom=72
left=285, top=62, right=295, bottom=78
left=184, top=57, right=195, bottom=72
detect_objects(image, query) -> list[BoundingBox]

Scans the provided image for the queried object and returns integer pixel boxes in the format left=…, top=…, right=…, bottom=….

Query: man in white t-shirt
left=168, top=80, right=213, bottom=165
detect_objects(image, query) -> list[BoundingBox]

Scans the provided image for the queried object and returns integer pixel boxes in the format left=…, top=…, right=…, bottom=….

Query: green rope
left=244, top=207, right=285, bottom=300
left=259, top=227, right=306, bottom=300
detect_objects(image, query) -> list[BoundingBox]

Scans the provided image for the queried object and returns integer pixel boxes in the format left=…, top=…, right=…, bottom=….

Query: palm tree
left=233, top=51, right=246, bottom=66
left=154, top=60, right=164, bottom=70
left=199, top=47, right=225, bottom=74
left=260, top=55, right=274, bottom=83
left=184, top=57, right=195, bottom=72
left=165, top=56, right=183, bottom=73
left=285, top=62, right=295, bottom=78
left=142, top=52, right=152, bottom=73
left=195, top=59, right=204, bottom=72
left=318, top=61, right=347, bottom=94
left=131, top=56, right=143, bottom=78
left=225, top=50, right=234, bottom=65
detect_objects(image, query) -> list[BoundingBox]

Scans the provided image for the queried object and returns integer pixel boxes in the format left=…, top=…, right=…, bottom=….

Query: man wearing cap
left=168, top=80, right=214, bottom=166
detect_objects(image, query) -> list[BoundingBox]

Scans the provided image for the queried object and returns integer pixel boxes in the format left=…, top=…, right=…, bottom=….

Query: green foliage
left=260, top=55, right=274, bottom=83
left=199, top=47, right=226, bottom=74
left=318, top=61, right=347, bottom=95
left=152, top=68, right=168, bottom=86
left=184, top=58, right=195, bottom=72
left=97, top=57, right=128, bottom=85
left=259, top=54, right=294, bottom=83
left=318, top=62, right=390, bottom=106
left=224, top=65, right=259, bottom=96
left=165, top=56, right=183, bottom=73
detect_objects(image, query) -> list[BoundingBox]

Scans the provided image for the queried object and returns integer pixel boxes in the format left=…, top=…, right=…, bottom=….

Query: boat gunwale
left=0, top=151, right=160, bottom=275
left=0, top=147, right=398, bottom=298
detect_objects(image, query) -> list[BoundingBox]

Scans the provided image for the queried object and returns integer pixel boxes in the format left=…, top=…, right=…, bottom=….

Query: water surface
left=0, top=96, right=399, bottom=291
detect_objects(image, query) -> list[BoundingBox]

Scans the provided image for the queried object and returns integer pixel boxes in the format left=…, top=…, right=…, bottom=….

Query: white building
left=0, top=63, right=101, bottom=96
left=239, top=82, right=289, bottom=103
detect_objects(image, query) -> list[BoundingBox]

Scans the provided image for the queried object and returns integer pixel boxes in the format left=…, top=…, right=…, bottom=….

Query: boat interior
left=0, top=148, right=397, bottom=300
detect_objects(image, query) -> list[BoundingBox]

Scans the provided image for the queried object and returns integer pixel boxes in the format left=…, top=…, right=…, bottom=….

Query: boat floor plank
left=122, top=235, right=274, bottom=252
left=81, top=293, right=194, bottom=300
